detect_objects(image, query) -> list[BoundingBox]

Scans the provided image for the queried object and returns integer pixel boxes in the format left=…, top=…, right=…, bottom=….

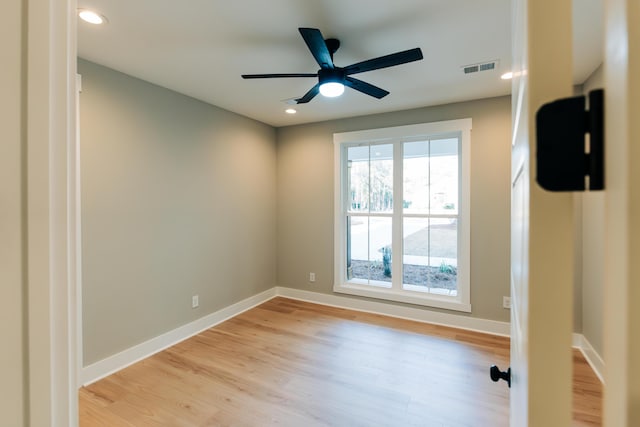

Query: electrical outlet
left=309, top=272, right=316, bottom=282
left=192, top=295, right=199, bottom=308
left=503, top=296, right=511, bottom=309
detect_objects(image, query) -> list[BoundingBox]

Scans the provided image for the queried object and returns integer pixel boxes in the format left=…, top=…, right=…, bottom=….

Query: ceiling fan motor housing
left=325, top=38, right=340, bottom=58
left=319, top=68, right=345, bottom=85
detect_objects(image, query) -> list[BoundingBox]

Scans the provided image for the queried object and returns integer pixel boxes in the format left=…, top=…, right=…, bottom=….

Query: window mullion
left=427, top=139, right=432, bottom=291
left=367, top=145, right=372, bottom=282
left=391, top=141, right=403, bottom=290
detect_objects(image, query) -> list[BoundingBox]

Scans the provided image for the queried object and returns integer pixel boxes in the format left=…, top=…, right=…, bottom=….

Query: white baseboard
left=85, top=287, right=606, bottom=388
left=80, top=288, right=277, bottom=386
left=572, top=333, right=605, bottom=384
left=275, top=287, right=511, bottom=336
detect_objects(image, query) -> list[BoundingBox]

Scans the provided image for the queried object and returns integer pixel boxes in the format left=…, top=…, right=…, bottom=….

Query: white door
left=602, top=0, right=640, bottom=424
left=510, top=0, right=576, bottom=425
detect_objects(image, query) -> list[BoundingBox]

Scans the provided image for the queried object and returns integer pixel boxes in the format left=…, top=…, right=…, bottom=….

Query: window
left=333, top=119, right=471, bottom=312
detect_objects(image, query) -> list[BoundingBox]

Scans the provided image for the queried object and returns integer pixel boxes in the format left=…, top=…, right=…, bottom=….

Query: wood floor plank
left=79, top=297, right=601, bottom=426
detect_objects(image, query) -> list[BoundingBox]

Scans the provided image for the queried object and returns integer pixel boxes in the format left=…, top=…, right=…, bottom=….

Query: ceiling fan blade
left=299, top=28, right=334, bottom=69
left=242, top=73, right=317, bottom=79
left=344, top=77, right=389, bottom=99
left=295, top=84, right=320, bottom=104
left=344, top=48, right=423, bottom=75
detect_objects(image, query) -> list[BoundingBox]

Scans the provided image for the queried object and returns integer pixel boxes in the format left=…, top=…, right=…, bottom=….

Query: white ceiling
left=78, top=0, right=603, bottom=127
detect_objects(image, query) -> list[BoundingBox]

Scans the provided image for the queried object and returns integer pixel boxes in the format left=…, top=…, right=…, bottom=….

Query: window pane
left=403, top=217, right=429, bottom=287
left=429, top=218, right=458, bottom=294
left=403, top=218, right=458, bottom=295
left=347, top=144, right=393, bottom=213
left=369, top=217, right=392, bottom=283
left=430, top=138, right=459, bottom=215
left=348, top=146, right=370, bottom=213
left=346, top=216, right=392, bottom=285
left=403, top=141, right=429, bottom=214
left=347, top=216, right=369, bottom=280
left=403, top=138, right=459, bottom=215
left=369, top=144, right=393, bottom=213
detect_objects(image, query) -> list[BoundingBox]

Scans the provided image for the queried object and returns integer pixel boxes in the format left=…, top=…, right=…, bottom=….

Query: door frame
left=603, top=0, right=640, bottom=424
left=28, top=0, right=79, bottom=425
left=509, top=0, right=575, bottom=424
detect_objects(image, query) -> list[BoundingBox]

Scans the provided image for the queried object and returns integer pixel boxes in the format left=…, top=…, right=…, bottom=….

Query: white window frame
left=333, top=119, right=472, bottom=312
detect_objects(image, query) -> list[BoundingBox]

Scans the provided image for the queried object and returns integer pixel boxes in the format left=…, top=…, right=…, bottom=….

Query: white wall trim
left=572, top=333, right=605, bottom=384
left=80, top=288, right=277, bottom=386
left=276, top=287, right=510, bottom=336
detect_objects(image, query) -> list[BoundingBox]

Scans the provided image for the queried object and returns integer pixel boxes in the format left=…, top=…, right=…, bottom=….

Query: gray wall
left=0, top=0, right=25, bottom=424
left=276, top=96, right=512, bottom=322
left=79, top=59, right=277, bottom=365
left=580, top=64, right=605, bottom=357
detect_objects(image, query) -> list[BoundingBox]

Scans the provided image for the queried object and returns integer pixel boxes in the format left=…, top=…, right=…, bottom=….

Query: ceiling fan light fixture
left=319, top=82, right=345, bottom=97
left=318, top=67, right=346, bottom=98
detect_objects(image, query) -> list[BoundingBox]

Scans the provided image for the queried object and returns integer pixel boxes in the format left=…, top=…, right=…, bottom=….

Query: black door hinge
left=536, top=89, right=604, bottom=191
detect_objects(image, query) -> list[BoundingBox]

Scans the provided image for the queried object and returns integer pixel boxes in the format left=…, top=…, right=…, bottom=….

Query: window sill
left=334, top=282, right=471, bottom=313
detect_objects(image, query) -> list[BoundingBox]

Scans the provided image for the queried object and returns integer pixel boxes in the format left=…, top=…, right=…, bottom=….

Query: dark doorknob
left=490, top=365, right=511, bottom=388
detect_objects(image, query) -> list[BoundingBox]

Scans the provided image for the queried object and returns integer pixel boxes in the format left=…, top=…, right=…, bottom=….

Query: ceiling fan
left=241, top=28, right=424, bottom=104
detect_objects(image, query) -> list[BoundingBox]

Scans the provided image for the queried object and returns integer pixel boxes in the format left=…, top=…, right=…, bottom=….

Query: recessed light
left=285, top=108, right=297, bottom=114
left=501, top=72, right=514, bottom=80
left=78, top=9, right=107, bottom=25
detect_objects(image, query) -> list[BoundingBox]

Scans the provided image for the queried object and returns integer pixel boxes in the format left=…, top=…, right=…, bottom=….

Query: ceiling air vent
left=463, top=65, right=479, bottom=74
left=462, top=60, right=499, bottom=74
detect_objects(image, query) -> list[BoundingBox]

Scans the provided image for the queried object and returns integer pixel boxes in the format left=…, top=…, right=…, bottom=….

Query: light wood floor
left=79, top=297, right=602, bottom=426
